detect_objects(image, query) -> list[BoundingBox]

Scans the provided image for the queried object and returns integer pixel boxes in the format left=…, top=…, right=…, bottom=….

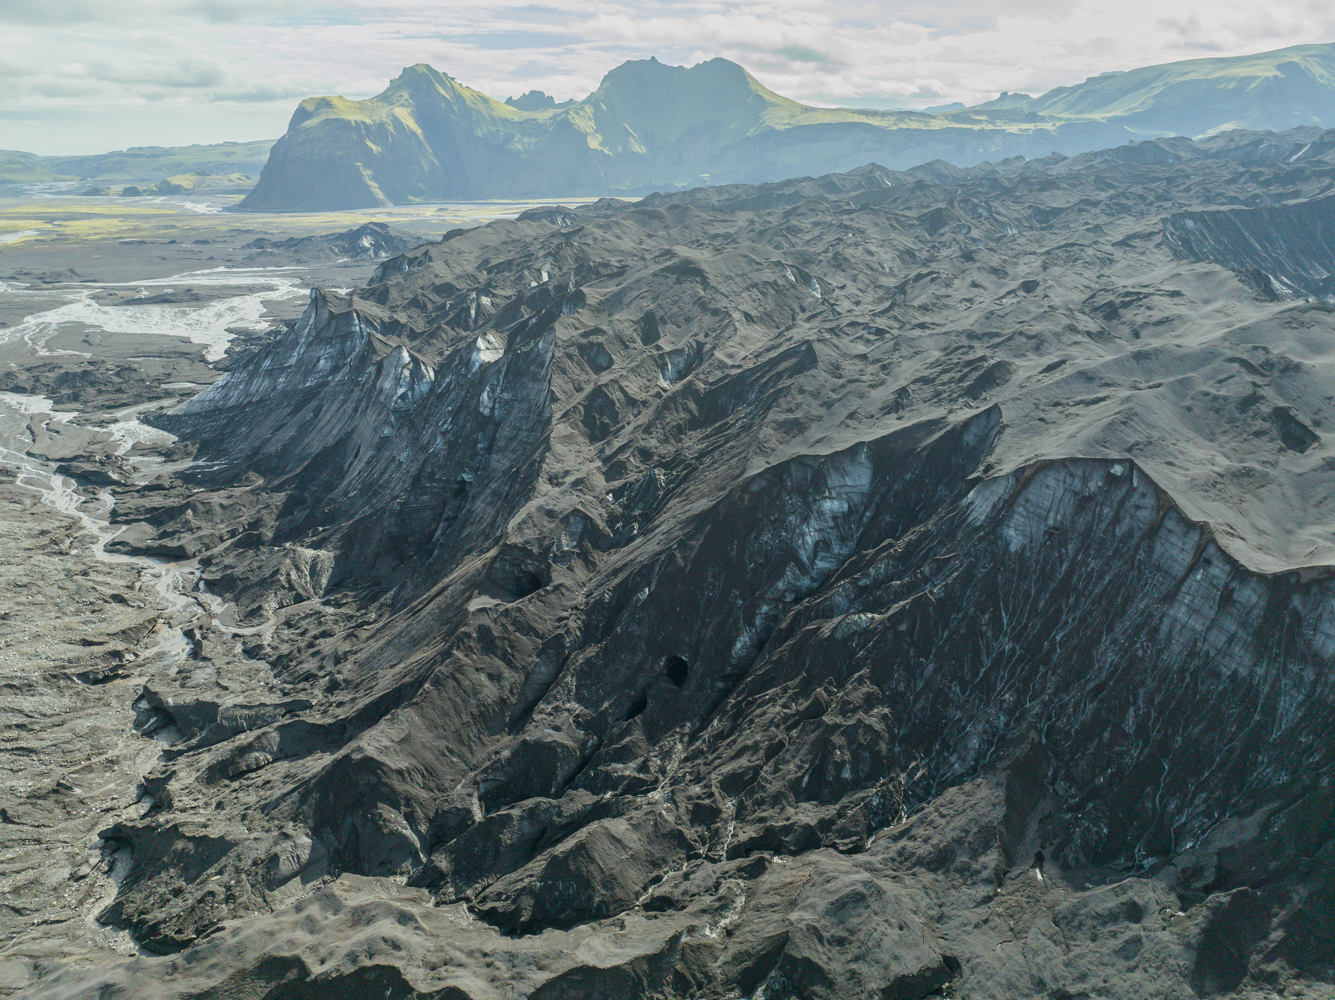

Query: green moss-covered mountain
left=1019, top=44, right=1335, bottom=132
left=241, top=43, right=1335, bottom=210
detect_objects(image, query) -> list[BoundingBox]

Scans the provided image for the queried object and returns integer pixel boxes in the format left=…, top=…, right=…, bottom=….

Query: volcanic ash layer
left=43, top=129, right=1335, bottom=999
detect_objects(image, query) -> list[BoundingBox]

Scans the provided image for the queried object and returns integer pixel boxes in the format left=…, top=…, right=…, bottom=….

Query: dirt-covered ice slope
left=31, top=128, right=1335, bottom=999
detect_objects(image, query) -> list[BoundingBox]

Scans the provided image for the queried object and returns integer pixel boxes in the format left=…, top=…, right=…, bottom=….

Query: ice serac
left=59, top=132, right=1335, bottom=997
left=238, top=43, right=1335, bottom=210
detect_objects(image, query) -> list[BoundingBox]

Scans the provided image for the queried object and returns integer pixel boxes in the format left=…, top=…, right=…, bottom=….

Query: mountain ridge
left=238, top=43, right=1335, bottom=211
left=1023, top=43, right=1335, bottom=130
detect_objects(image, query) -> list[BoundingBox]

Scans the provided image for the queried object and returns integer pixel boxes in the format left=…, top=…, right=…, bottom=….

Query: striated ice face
left=473, top=333, right=504, bottom=368
left=962, top=474, right=1014, bottom=527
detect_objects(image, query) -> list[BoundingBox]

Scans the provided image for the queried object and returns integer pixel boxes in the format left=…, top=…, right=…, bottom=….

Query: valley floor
left=0, top=474, right=165, bottom=990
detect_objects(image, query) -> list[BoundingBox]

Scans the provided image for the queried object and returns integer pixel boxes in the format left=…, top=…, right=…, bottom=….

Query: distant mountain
left=235, top=58, right=1134, bottom=211
left=1016, top=44, right=1335, bottom=135
left=0, top=140, right=274, bottom=187
left=0, top=150, right=57, bottom=184
left=505, top=90, right=574, bottom=111
left=239, top=44, right=1335, bottom=211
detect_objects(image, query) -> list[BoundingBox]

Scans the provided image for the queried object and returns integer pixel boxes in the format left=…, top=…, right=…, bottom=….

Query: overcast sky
left=2, top=0, right=1333, bottom=155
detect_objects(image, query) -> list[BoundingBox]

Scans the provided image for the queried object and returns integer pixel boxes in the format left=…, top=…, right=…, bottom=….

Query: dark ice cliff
left=26, top=127, right=1335, bottom=998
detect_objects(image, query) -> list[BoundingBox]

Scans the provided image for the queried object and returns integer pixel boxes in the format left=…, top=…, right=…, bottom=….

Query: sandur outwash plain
left=5, top=40, right=1335, bottom=1000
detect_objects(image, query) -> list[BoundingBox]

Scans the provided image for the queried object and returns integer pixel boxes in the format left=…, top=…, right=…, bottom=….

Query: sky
left=2, top=0, right=1334, bottom=156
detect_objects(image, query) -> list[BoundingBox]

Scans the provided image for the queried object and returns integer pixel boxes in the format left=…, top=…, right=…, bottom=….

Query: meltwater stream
left=0, top=269, right=308, bottom=952
left=2, top=265, right=306, bottom=361
left=0, top=267, right=306, bottom=651
left=0, top=389, right=201, bottom=953
left=0, top=392, right=198, bottom=658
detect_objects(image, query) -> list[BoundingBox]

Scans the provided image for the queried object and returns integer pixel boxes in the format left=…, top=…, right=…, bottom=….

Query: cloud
left=91, top=57, right=231, bottom=89
left=771, top=47, right=836, bottom=65
left=0, top=0, right=314, bottom=25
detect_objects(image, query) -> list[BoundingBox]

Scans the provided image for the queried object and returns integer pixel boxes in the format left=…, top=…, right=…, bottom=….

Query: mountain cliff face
left=238, top=44, right=1335, bottom=211
left=41, top=129, right=1335, bottom=998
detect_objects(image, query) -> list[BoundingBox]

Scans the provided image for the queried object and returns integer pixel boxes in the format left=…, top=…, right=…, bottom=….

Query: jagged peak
left=383, top=63, right=464, bottom=97
left=593, top=55, right=779, bottom=97
left=391, top=63, right=458, bottom=88
left=506, top=90, right=575, bottom=112
left=576, top=55, right=807, bottom=140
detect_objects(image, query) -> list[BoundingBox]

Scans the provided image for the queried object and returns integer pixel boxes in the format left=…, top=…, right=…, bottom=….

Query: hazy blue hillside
left=0, top=140, right=274, bottom=187
left=1020, top=43, right=1335, bottom=134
